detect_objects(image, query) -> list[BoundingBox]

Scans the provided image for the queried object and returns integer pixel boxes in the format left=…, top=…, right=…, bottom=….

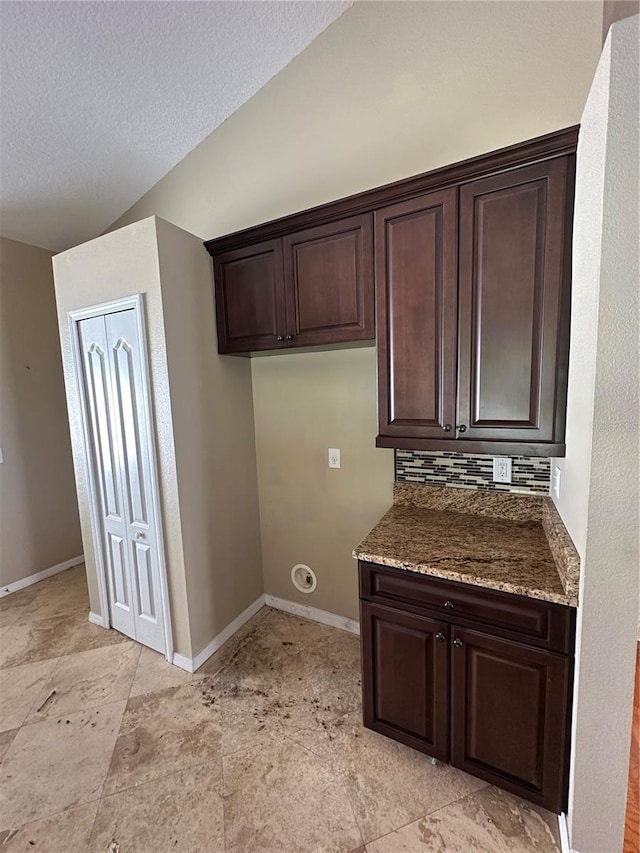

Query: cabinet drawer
left=359, top=562, right=574, bottom=654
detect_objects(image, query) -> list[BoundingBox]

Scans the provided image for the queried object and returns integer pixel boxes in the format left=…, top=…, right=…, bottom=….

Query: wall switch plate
left=0, top=447, right=3, bottom=464
left=328, top=448, right=341, bottom=469
left=492, top=457, right=512, bottom=483
left=553, top=465, right=561, bottom=499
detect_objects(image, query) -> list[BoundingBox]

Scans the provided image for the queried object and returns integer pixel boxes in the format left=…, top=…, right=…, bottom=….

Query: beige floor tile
left=27, top=642, right=140, bottom=723
left=0, top=730, right=18, bottom=763
left=212, top=607, right=361, bottom=759
left=0, top=802, right=99, bottom=853
left=196, top=606, right=288, bottom=678
left=89, top=762, right=224, bottom=853
left=63, top=617, right=131, bottom=656
left=129, top=645, right=194, bottom=697
left=0, top=587, right=38, bottom=630
left=330, top=712, right=488, bottom=844
left=103, top=681, right=222, bottom=796
left=0, top=658, right=59, bottom=731
left=365, top=786, right=561, bottom=853
left=0, top=616, right=77, bottom=669
left=223, top=733, right=363, bottom=853
left=0, top=606, right=26, bottom=630
left=0, top=700, right=126, bottom=830
left=19, top=567, right=89, bottom=623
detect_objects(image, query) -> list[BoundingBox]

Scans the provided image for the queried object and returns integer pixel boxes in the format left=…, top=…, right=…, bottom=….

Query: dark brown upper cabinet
left=375, top=190, right=458, bottom=440
left=456, top=159, right=570, bottom=445
left=213, top=239, right=286, bottom=353
left=283, top=214, right=373, bottom=348
left=211, top=215, right=373, bottom=354
left=376, top=153, right=574, bottom=457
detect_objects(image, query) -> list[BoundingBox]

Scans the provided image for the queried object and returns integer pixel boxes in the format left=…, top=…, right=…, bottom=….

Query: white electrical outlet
left=493, top=457, right=512, bottom=483
left=553, top=465, right=561, bottom=499
left=328, top=448, right=341, bottom=469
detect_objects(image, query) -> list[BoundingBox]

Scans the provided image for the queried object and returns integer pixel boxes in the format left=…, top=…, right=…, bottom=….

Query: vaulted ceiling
left=0, top=1, right=351, bottom=252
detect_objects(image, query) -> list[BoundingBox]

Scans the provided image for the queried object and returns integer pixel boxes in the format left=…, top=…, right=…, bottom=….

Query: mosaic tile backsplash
left=395, top=450, right=551, bottom=495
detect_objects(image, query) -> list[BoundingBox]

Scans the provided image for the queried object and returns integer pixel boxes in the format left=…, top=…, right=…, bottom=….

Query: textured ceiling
left=0, top=0, right=351, bottom=252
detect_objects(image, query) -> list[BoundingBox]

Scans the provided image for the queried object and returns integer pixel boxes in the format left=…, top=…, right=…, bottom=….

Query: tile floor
left=0, top=566, right=562, bottom=852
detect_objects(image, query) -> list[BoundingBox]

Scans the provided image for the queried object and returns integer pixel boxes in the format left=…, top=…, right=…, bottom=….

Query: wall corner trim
left=88, top=611, right=108, bottom=628
left=0, top=555, right=85, bottom=598
left=558, top=813, right=575, bottom=853
left=173, top=594, right=267, bottom=674
left=171, top=593, right=361, bottom=673
left=264, top=594, right=360, bottom=636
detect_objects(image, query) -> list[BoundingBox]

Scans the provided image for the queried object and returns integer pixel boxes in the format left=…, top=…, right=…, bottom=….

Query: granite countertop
left=353, top=483, right=580, bottom=607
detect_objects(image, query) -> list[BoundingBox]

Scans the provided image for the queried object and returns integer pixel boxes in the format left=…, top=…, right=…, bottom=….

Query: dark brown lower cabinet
left=450, top=628, right=571, bottom=813
left=359, top=562, right=575, bottom=813
left=361, top=602, right=449, bottom=761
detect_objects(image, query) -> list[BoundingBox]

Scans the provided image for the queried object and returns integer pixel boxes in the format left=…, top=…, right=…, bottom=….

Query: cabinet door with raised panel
left=375, top=189, right=458, bottom=441
left=450, top=627, right=571, bottom=813
left=282, top=214, right=374, bottom=347
left=457, top=158, right=571, bottom=443
left=361, top=601, right=450, bottom=761
left=213, top=239, right=286, bottom=353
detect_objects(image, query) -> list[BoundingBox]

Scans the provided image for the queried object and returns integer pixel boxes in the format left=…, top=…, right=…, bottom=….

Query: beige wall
left=0, top=237, right=82, bottom=587
left=253, top=347, right=393, bottom=621
left=155, top=219, right=263, bottom=655
left=552, top=15, right=639, bottom=853
left=109, top=0, right=603, bottom=620
left=53, top=219, right=193, bottom=656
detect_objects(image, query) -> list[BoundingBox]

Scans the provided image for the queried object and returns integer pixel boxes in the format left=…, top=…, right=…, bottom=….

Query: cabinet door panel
left=457, top=159, right=570, bottom=441
left=283, top=214, right=373, bottom=347
left=361, top=601, right=449, bottom=761
left=376, top=190, right=458, bottom=439
left=213, top=239, right=285, bottom=353
left=451, top=628, right=570, bottom=812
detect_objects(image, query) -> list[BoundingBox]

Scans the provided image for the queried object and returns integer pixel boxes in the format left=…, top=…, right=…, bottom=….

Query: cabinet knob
left=453, top=638, right=463, bottom=648
left=276, top=335, right=284, bottom=342
left=444, top=600, right=454, bottom=609
left=443, top=424, right=452, bottom=432
left=286, top=334, right=294, bottom=341
left=456, top=424, right=467, bottom=433
left=435, top=632, right=446, bottom=642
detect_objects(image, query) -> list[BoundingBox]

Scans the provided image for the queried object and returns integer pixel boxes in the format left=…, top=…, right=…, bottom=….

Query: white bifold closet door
left=78, top=308, right=165, bottom=653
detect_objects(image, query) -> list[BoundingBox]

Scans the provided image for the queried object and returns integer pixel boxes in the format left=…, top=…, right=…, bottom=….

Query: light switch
left=0, top=447, right=3, bottom=463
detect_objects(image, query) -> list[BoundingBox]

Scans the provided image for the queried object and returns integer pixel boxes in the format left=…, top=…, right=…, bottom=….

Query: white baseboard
left=169, top=593, right=360, bottom=674
left=172, top=594, right=267, bottom=674
left=558, top=813, right=574, bottom=853
left=88, top=611, right=107, bottom=628
left=264, top=594, right=360, bottom=635
left=0, top=555, right=85, bottom=598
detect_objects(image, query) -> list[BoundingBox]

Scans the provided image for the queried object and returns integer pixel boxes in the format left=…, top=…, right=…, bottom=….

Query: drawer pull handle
left=276, top=335, right=284, bottom=341
left=444, top=600, right=454, bottom=609
left=457, top=424, right=467, bottom=433
left=453, top=638, right=463, bottom=648
left=443, top=424, right=452, bottom=432
left=435, top=632, right=446, bottom=642
left=286, top=335, right=294, bottom=341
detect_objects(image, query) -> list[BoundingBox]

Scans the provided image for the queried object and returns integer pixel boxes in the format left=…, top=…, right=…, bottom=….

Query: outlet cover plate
left=492, top=457, right=512, bottom=483
left=328, top=448, right=341, bottom=469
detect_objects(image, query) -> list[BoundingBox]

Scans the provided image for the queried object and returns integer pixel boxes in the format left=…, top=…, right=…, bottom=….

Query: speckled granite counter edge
left=541, top=499, right=581, bottom=605
left=355, top=483, right=581, bottom=606
left=353, top=548, right=573, bottom=606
